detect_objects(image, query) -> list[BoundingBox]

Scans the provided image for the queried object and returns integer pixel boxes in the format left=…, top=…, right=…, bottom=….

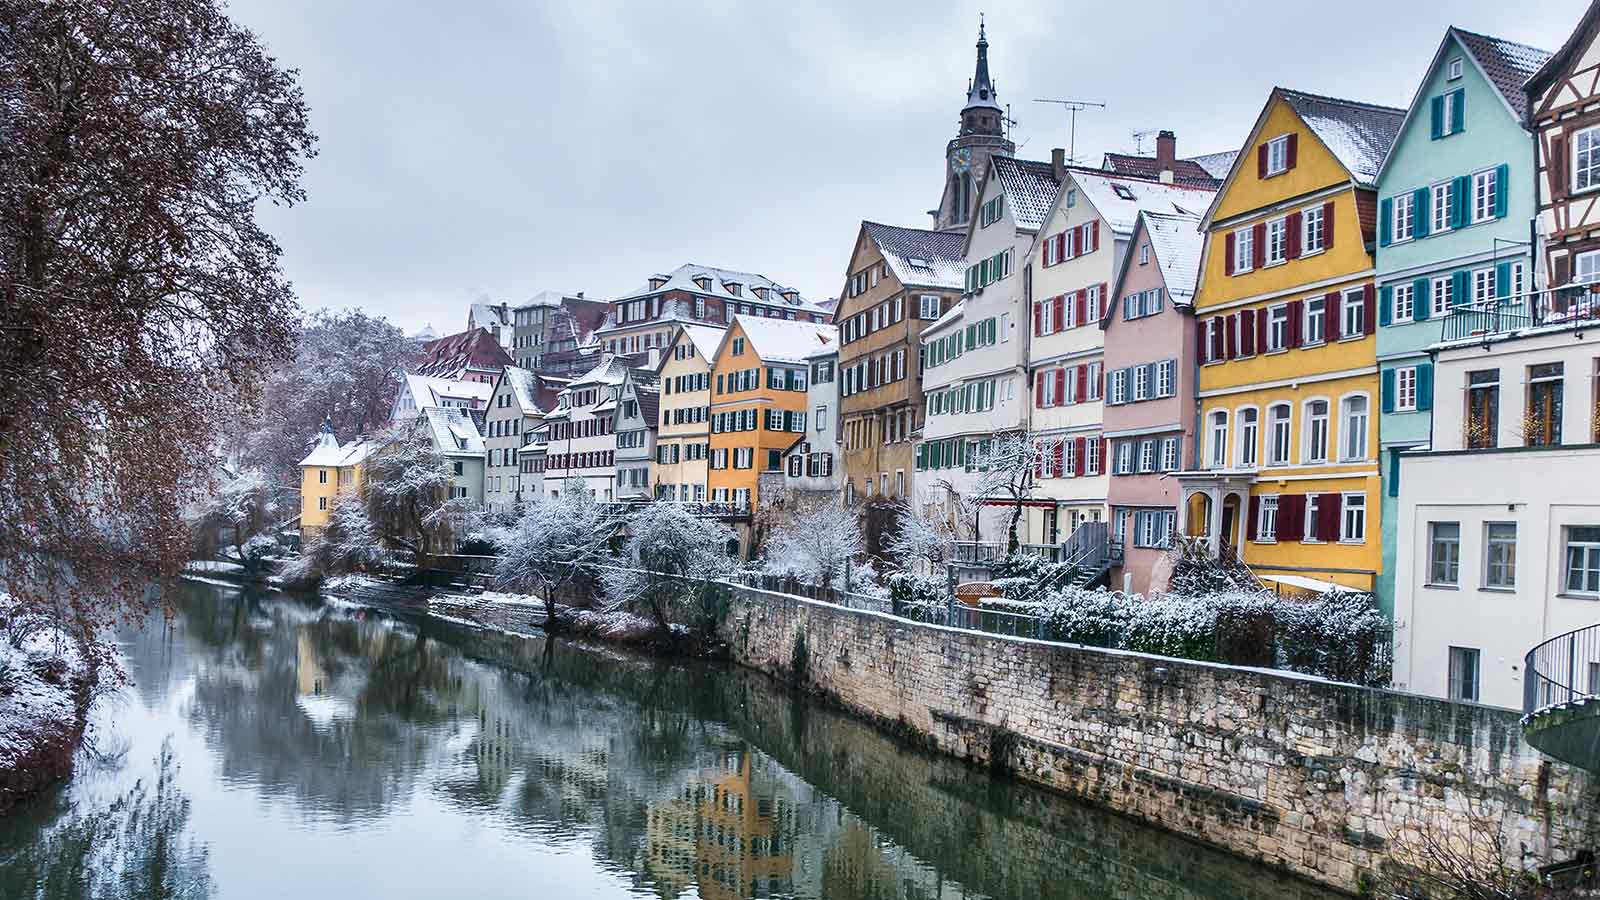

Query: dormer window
left=694, top=276, right=711, bottom=291
left=649, top=276, right=667, bottom=290
left=753, top=286, right=767, bottom=300
left=726, top=282, right=741, bottom=296
left=1113, top=183, right=1136, bottom=201
left=1447, top=57, right=1463, bottom=80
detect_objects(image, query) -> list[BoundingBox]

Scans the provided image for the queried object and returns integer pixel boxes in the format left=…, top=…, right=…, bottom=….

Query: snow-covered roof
left=862, top=221, right=966, bottom=290
left=989, top=156, right=1061, bottom=231
left=1140, top=211, right=1206, bottom=304
left=1453, top=29, right=1551, bottom=123
left=403, top=374, right=492, bottom=408
left=1186, top=150, right=1241, bottom=181
left=420, top=407, right=484, bottom=458
left=469, top=302, right=511, bottom=328
left=676, top=323, right=725, bottom=362
left=616, top=262, right=824, bottom=313
left=517, top=289, right=585, bottom=309
left=727, top=315, right=835, bottom=364
left=1279, top=89, right=1405, bottom=186
left=567, top=354, right=633, bottom=388
left=1069, top=169, right=1216, bottom=236
left=497, top=366, right=547, bottom=414
left=1099, top=152, right=1232, bottom=189
left=299, top=431, right=374, bottom=468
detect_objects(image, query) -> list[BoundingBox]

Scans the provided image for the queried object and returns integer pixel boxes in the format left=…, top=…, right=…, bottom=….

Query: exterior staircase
left=1523, top=622, right=1600, bottom=773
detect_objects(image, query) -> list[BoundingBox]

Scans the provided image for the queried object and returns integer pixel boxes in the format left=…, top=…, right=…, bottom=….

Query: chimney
left=1051, top=147, right=1066, bottom=182
left=1156, top=130, right=1177, bottom=184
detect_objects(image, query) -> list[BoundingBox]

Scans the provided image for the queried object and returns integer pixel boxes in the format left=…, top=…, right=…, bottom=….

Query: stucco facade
left=653, top=325, right=719, bottom=502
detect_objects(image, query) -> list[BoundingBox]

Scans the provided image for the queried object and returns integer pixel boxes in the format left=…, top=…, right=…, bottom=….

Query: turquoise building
left=1372, top=28, right=1551, bottom=615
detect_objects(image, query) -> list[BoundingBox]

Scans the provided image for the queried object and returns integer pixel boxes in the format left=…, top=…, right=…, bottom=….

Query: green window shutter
left=1430, top=95, right=1444, bottom=140
left=1379, top=286, right=1393, bottom=326
left=1451, top=270, right=1469, bottom=307
left=1380, top=197, right=1393, bottom=246
left=1495, top=261, right=1511, bottom=299
left=1381, top=368, right=1395, bottom=413
left=1413, top=278, right=1430, bottom=321
left=985, top=317, right=996, bottom=343
left=1388, top=448, right=1402, bottom=498
left=1417, top=364, right=1434, bottom=411
left=1450, top=88, right=1465, bottom=134
left=1494, top=163, right=1510, bottom=218
left=965, top=325, right=975, bottom=351
left=1451, top=176, right=1470, bottom=228
left=1413, top=187, right=1431, bottom=237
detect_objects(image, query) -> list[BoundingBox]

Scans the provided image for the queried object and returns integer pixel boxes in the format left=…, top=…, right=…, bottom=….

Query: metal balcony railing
left=1523, top=621, right=1600, bottom=718
left=1442, top=284, right=1600, bottom=343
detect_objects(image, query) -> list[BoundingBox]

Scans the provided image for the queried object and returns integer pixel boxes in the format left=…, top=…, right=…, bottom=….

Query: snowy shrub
left=601, top=503, right=735, bottom=630
left=187, top=469, right=282, bottom=573
left=761, top=502, right=865, bottom=591
left=1020, top=588, right=1129, bottom=648
left=492, top=489, right=615, bottom=627
left=887, top=571, right=945, bottom=614
left=281, top=498, right=381, bottom=589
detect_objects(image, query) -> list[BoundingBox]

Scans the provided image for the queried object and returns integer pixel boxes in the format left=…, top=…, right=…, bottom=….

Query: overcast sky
left=229, top=0, right=1584, bottom=335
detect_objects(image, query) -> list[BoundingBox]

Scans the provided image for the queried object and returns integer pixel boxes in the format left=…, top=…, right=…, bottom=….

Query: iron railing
left=1523, top=621, right=1600, bottom=718
left=1441, top=284, right=1600, bottom=343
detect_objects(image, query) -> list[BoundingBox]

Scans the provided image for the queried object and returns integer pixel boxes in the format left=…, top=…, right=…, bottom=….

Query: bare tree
left=280, top=497, right=381, bottom=589
left=600, top=503, right=735, bottom=630
left=969, top=431, right=1048, bottom=556
left=186, top=470, right=282, bottom=576
left=491, top=482, right=615, bottom=629
left=361, top=425, right=464, bottom=562
left=1375, top=796, right=1584, bottom=899
left=883, top=498, right=955, bottom=571
left=762, top=501, right=865, bottom=591
left=0, top=0, right=315, bottom=637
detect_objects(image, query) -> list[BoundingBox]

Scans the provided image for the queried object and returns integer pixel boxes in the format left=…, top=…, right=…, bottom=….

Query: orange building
left=708, top=316, right=835, bottom=517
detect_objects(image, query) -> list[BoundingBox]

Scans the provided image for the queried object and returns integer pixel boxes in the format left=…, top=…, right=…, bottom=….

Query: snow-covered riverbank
left=0, top=596, right=96, bottom=814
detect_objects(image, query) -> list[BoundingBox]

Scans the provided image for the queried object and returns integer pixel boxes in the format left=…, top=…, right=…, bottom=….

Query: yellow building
left=1179, top=89, right=1404, bottom=593
left=297, top=420, right=373, bottom=536
left=653, top=324, right=723, bottom=502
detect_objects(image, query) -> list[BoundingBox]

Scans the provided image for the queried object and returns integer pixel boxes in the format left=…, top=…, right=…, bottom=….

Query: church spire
left=964, top=15, right=1001, bottom=112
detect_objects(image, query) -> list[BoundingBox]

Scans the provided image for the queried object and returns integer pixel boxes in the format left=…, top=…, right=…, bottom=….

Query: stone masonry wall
left=721, top=586, right=1600, bottom=895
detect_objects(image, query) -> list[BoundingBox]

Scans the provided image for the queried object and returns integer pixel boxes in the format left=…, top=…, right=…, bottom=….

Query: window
left=980, top=195, right=1004, bottom=227
left=1447, top=56, right=1463, bottom=79
left=1160, top=436, right=1179, bottom=472
left=1301, top=205, right=1325, bottom=254
left=1237, top=408, right=1259, bottom=468
left=1303, top=494, right=1321, bottom=542
left=1431, top=275, right=1453, bottom=316
left=1304, top=296, right=1326, bottom=345
left=1429, top=522, right=1460, bottom=585
left=1392, top=283, right=1414, bottom=322
left=1266, top=217, right=1287, bottom=264
left=1303, top=399, right=1329, bottom=463
left=1110, top=369, right=1128, bottom=404
left=1258, top=496, right=1278, bottom=542
left=1393, top=192, right=1414, bottom=242
left=732, top=337, right=746, bottom=356
left=1139, top=439, right=1157, bottom=473
left=1471, top=168, right=1497, bottom=224
left=1265, top=135, right=1289, bottom=175
left=1526, top=362, right=1564, bottom=447
left=1340, top=395, right=1368, bottom=461
left=1065, top=189, right=1077, bottom=208
left=1133, top=365, right=1150, bottom=401
left=1155, top=359, right=1174, bottom=397
left=1267, top=304, right=1289, bottom=351
left=1484, top=522, right=1517, bottom=588
left=318, top=469, right=328, bottom=484
left=1466, top=369, right=1499, bottom=449
left=1395, top=366, right=1418, bottom=412
left=1115, top=441, right=1134, bottom=475
left=318, top=496, right=328, bottom=511
left=1576, top=126, right=1600, bottom=194
left=1440, top=90, right=1463, bottom=138
left=1566, top=526, right=1600, bottom=594
left=920, top=294, right=941, bottom=319
left=1448, top=647, right=1480, bottom=703
left=1207, top=410, right=1229, bottom=469
left=1139, top=243, right=1149, bottom=265
left=1341, top=493, right=1366, bottom=542
left=1268, top=404, right=1292, bottom=465
left=1431, top=181, right=1453, bottom=233
left=1232, top=226, right=1254, bottom=273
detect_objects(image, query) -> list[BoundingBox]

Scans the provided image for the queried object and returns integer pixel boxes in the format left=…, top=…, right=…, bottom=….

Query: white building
left=1393, top=313, right=1600, bottom=708
left=391, top=374, right=493, bottom=423
left=915, top=155, right=1060, bottom=540
left=417, top=407, right=485, bottom=506
left=541, top=355, right=633, bottom=500
left=483, top=367, right=557, bottom=513
left=777, top=344, right=842, bottom=496
left=614, top=369, right=660, bottom=501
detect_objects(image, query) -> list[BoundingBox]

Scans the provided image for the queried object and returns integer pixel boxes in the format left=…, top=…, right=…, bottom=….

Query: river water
left=0, top=579, right=1340, bottom=900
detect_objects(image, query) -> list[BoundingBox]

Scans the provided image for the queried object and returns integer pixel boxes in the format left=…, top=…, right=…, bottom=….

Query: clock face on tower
left=952, top=147, right=972, bottom=174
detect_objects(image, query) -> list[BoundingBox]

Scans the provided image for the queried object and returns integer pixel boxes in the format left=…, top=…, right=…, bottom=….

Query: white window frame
left=1207, top=410, right=1229, bottom=469
left=1429, top=521, right=1461, bottom=586
left=1265, top=135, right=1289, bottom=176
left=1155, top=359, right=1174, bottom=397
left=1431, top=275, right=1453, bottom=316
left=1471, top=168, right=1496, bottom=224
left=1236, top=406, right=1259, bottom=469
left=919, top=294, right=941, bottom=320
left=1473, top=267, right=1496, bottom=307
left=1301, top=204, right=1325, bottom=255
left=1302, top=398, right=1330, bottom=464
left=1576, top=125, right=1600, bottom=195
left=1565, top=526, right=1600, bottom=596
left=1233, top=226, right=1254, bottom=273
left=1341, top=492, right=1366, bottom=543
left=1340, top=393, right=1369, bottom=462
left=1447, top=57, right=1463, bottom=80
left=1304, top=295, right=1326, bottom=345
left=1160, top=436, right=1179, bottom=472
left=1139, top=243, right=1150, bottom=265
left=1265, top=217, right=1287, bottom=265
left=1484, top=522, right=1517, bottom=589
left=1395, top=366, right=1418, bottom=412
left=1441, top=90, right=1461, bottom=138
left=1392, top=192, right=1415, bottom=243
left=1431, top=181, right=1453, bottom=233
left=1257, top=495, right=1279, bottom=542
left=1341, top=287, right=1365, bottom=338
left=1577, top=250, right=1600, bottom=286
left=1268, top=403, right=1292, bottom=465
left=1267, top=304, right=1289, bottom=351
left=1392, top=283, right=1414, bottom=322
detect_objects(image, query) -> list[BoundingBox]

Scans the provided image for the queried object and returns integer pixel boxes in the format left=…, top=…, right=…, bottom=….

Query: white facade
left=542, top=356, right=631, bottom=500
left=614, top=371, right=658, bottom=501
left=391, top=374, right=492, bottom=423
left=780, top=348, right=842, bottom=494
left=1393, top=324, right=1600, bottom=708
left=483, top=368, right=545, bottom=513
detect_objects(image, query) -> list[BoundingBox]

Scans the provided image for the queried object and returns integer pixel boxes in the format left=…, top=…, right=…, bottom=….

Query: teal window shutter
left=1379, top=286, right=1393, bottom=326
left=1451, top=270, right=1469, bottom=306
left=1452, top=176, right=1470, bottom=228
left=1379, top=198, right=1393, bottom=246
left=1413, top=278, right=1430, bottom=321
left=1494, top=163, right=1510, bottom=218
left=1381, top=369, right=1396, bottom=413
left=1388, top=448, right=1401, bottom=498
left=1413, top=187, right=1431, bottom=237
left=1451, top=88, right=1466, bottom=134
left=1430, top=96, right=1444, bottom=140
left=1417, top=363, right=1434, bottom=411
left=1495, top=261, right=1511, bottom=298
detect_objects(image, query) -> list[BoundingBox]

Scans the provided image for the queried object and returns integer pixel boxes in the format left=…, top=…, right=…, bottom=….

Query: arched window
left=1207, top=409, right=1229, bottom=469
left=1303, top=399, right=1330, bottom=464
left=1340, top=395, right=1369, bottom=461
left=1268, top=403, right=1293, bottom=465
left=1236, top=408, right=1259, bottom=468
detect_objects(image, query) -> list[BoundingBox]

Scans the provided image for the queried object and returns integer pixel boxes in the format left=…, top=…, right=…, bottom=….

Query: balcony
left=1522, top=621, right=1600, bottom=773
left=1441, top=284, right=1600, bottom=344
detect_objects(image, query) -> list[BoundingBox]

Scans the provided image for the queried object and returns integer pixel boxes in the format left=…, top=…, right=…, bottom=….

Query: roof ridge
left=1451, top=26, right=1552, bottom=56
left=862, top=219, right=956, bottom=237
left=1279, top=86, right=1406, bottom=116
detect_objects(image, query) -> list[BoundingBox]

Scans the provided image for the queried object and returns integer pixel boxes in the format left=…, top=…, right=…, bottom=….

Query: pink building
left=1102, top=210, right=1203, bottom=594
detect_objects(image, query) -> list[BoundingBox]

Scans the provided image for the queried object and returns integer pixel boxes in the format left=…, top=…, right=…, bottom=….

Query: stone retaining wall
left=721, top=586, right=1600, bottom=894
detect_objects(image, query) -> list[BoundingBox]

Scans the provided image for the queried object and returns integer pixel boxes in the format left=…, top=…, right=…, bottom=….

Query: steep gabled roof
left=1142, top=211, right=1207, bottom=304
left=1454, top=29, right=1551, bottom=123
left=1068, top=169, right=1216, bottom=236
left=724, top=315, right=835, bottom=365
left=402, top=374, right=493, bottom=409
left=415, top=327, right=513, bottom=379
left=988, top=156, right=1062, bottom=231
left=861, top=221, right=966, bottom=290
left=1099, top=152, right=1231, bottom=189
left=420, top=407, right=484, bottom=458
left=496, top=365, right=557, bottom=416
left=1525, top=0, right=1600, bottom=110
left=1278, top=89, right=1405, bottom=187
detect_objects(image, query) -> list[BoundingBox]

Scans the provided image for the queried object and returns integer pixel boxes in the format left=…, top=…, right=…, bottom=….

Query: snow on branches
left=361, top=425, right=464, bottom=559
left=760, top=501, right=865, bottom=591
left=490, top=484, right=617, bottom=627
left=601, top=503, right=735, bottom=629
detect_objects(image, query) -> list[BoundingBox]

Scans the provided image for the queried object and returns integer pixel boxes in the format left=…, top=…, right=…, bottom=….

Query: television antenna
left=1130, top=129, right=1160, bottom=154
left=1033, top=98, right=1106, bottom=165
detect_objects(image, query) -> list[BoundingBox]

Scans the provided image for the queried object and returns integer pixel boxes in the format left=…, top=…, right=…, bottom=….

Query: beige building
left=652, top=324, right=721, bottom=501
left=836, top=222, right=964, bottom=505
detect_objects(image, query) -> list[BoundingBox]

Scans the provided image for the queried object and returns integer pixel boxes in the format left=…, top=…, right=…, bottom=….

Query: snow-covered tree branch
left=491, top=483, right=616, bottom=628
left=761, top=501, right=865, bottom=591
left=601, top=503, right=735, bottom=630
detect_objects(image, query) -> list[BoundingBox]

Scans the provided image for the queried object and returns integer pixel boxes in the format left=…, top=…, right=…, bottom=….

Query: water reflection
left=0, top=582, right=1340, bottom=900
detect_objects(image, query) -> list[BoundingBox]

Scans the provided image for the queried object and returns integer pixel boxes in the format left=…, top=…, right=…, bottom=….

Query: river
left=0, top=579, right=1340, bottom=900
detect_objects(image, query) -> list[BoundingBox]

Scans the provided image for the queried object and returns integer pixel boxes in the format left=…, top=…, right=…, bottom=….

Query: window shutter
left=1494, top=163, right=1509, bottom=218
left=1412, top=278, right=1430, bottom=321
left=1287, top=299, right=1303, bottom=347
left=1099, top=283, right=1109, bottom=319
left=1240, top=308, right=1256, bottom=355
left=1077, top=365, right=1088, bottom=400
left=1286, top=211, right=1302, bottom=259
left=1224, top=313, right=1238, bottom=359
left=1034, top=444, right=1045, bottom=479
left=1053, top=440, right=1065, bottom=476
left=1036, top=372, right=1046, bottom=408
left=1379, top=197, right=1392, bottom=246
left=1413, top=187, right=1431, bottom=238
left=1196, top=321, right=1209, bottom=363
left=1074, top=438, right=1087, bottom=476
left=1379, top=286, right=1392, bottom=327
left=1381, top=368, right=1395, bottom=413
left=1054, top=367, right=1066, bottom=405
left=1323, top=202, right=1335, bottom=248
left=1255, top=305, right=1268, bottom=350
left=1551, top=134, right=1568, bottom=200
left=1278, top=495, right=1305, bottom=542
left=1317, top=493, right=1342, bottom=542
left=1054, top=293, right=1067, bottom=331
left=1417, top=364, right=1433, bottom=411
left=1211, top=318, right=1225, bottom=361
left=1091, top=221, right=1100, bottom=251
left=1450, top=88, right=1465, bottom=134
left=1251, top=223, right=1266, bottom=269
left=1225, top=232, right=1236, bottom=275
left=1451, top=176, right=1470, bottom=228
left=1362, top=284, right=1375, bottom=335
left=1257, top=143, right=1268, bottom=178
left=1286, top=133, right=1298, bottom=170
left=1430, top=95, right=1444, bottom=140
left=1495, top=261, right=1511, bottom=299
left=1075, top=290, right=1087, bottom=326
left=1451, top=270, right=1469, bottom=307
left=1247, top=496, right=1260, bottom=541
left=1327, top=291, right=1343, bottom=341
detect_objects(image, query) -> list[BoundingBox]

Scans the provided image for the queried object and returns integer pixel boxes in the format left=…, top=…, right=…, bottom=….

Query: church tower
left=933, top=18, right=1016, bottom=232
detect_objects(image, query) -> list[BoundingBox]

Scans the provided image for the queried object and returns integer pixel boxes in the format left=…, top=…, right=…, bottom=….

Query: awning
left=1258, top=574, right=1347, bottom=594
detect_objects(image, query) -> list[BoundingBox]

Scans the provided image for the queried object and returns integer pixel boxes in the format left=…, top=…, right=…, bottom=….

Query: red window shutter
left=1286, top=212, right=1302, bottom=259
left=1053, top=440, right=1064, bottom=475
left=1224, top=232, right=1236, bottom=276
left=1076, top=364, right=1088, bottom=399
left=1278, top=495, right=1305, bottom=542
left=1054, top=367, right=1066, bottom=404
left=1326, top=291, right=1342, bottom=341
left=1098, top=283, right=1109, bottom=319
left=1251, top=223, right=1266, bottom=269
left=1034, top=444, right=1045, bottom=479
left=1317, top=493, right=1341, bottom=542
left=1362, top=284, right=1375, bottom=335
left=1091, top=221, right=1100, bottom=252
left=1100, top=438, right=1109, bottom=474
left=1057, top=233, right=1068, bottom=259
left=1256, top=305, right=1268, bottom=350
left=1240, top=308, right=1256, bottom=356
left=1286, top=133, right=1298, bottom=170
left=1036, top=373, right=1046, bottom=408
left=1287, top=299, right=1303, bottom=347
left=1075, top=290, right=1087, bottom=326
left=1322, top=201, right=1335, bottom=248
left=1247, top=496, right=1261, bottom=541
left=1074, top=438, right=1087, bottom=476
left=1211, top=318, right=1225, bottom=361
left=1197, top=319, right=1209, bottom=362
left=1055, top=293, right=1066, bottom=330
left=1257, top=143, right=1268, bottom=179
left=1225, top=313, right=1238, bottom=359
